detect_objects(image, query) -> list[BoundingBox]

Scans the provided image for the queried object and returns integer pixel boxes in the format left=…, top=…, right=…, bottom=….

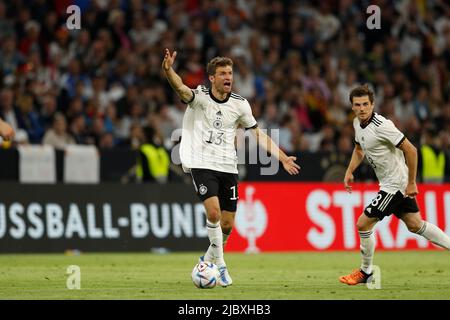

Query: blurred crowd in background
left=0, top=0, right=449, bottom=181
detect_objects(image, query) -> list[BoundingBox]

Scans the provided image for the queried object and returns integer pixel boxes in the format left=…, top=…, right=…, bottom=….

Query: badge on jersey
left=213, top=110, right=223, bottom=129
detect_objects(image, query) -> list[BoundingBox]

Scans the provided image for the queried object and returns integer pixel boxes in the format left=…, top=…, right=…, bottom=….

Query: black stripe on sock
left=206, top=223, right=219, bottom=228
left=416, top=222, right=427, bottom=235
left=359, top=231, right=373, bottom=238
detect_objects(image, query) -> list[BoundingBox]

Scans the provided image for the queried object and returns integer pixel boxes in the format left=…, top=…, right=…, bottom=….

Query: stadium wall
left=0, top=148, right=371, bottom=182
left=0, top=183, right=449, bottom=253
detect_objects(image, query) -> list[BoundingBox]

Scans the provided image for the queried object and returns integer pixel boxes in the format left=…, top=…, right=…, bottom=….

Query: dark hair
left=206, top=57, right=233, bottom=76
left=143, top=126, right=155, bottom=144
left=349, top=84, right=374, bottom=104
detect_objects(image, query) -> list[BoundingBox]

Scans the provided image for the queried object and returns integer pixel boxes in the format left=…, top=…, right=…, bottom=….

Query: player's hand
left=344, top=171, right=354, bottom=193
left=0, top=120, right=15, bottom=141
left=405, top=182, right=418, bottom=198
left=282, top=156, right=301, bottom=175
left=162, top=48, right=177, bottom=72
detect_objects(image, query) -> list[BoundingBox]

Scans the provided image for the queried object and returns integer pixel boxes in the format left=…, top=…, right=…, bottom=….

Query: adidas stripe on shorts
left=364, top=190, right=419, bottom=220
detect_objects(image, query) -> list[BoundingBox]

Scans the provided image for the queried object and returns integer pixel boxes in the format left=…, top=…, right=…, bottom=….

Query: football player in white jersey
left=339, top=84, right=450, bottom=285
left=162, top=49, right=300, bottom=286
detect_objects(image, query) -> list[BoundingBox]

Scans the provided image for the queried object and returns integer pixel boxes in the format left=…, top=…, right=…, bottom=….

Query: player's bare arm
left=250, top=127, right=300, bottom=175
left=0, top=118, right=15, bottom=141
left=398, top=138, right=419, bottom=198
left=344, top=144, right=365, bottom=193
left=162, top=48, right=194, bottom=103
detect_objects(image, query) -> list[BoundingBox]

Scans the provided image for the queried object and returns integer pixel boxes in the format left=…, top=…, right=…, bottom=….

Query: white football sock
left=204, top=245, right=214, bottom=263
left=206, top=220, right=225, bottom=266
left=204, top=231, right=230, bottom=262
left=417, top=222, right=450, bottom=250
left=359, top=230, right=375, bottom=275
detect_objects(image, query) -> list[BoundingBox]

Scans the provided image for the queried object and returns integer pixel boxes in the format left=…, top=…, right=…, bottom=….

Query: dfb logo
left=66, top=265, right=81, bottom=289
left=235, top=186, right=268, bottom=253
left=366, top=5, right=381, bottom=30
left=66, top=5, right=81, bottom=30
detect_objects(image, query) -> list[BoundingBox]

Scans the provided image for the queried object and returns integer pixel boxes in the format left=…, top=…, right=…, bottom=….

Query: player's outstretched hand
left=162, top=48, right=177, bottom=72
left=282, top=156, right=301, bottom=175
left=405, top=182, right=418, bottom=198
left=0, top=119, right=14, bottom=141
left=344, top=171, right=354, bottom=193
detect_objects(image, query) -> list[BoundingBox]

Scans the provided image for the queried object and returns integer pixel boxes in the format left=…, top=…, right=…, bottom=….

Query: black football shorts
left=189, top=168, right=239, bottom=212
left=364, top=190, right=419, bottom=220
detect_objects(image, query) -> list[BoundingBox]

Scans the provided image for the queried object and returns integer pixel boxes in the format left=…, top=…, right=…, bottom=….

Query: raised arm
left=249, top=127, right=300, bottom=175
left=162, top=48, right=193, bottom=103
left=398, top=138, right=418, bottom=197
left=344, top=143, right=365, bottom=193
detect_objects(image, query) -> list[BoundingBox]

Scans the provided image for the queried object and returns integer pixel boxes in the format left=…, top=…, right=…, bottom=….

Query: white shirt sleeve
left=187, top=85, right=207, bottom=110
left=377, top=119, right=405, bottom=147
left=238, top=99, right=258, bottom=129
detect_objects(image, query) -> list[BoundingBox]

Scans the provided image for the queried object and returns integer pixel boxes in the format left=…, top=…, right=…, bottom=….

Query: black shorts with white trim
left=364, top=190, right=419, bottom=220
left=189, top=168, right=239, bottom=212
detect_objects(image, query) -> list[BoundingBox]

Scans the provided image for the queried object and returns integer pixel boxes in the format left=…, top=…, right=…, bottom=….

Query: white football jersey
left=354, top=113, right=408, bottom=194
left=180, top=85, right=257, bottom=174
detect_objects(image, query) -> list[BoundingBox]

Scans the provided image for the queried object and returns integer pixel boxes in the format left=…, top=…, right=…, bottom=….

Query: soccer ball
left=191, top=261, right=219, bottom=289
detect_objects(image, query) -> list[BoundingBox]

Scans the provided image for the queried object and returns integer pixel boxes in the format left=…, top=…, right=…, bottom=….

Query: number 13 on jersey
left=206, top=130, right=224, bottom=145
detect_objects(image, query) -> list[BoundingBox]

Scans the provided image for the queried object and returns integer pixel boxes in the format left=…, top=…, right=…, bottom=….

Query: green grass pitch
left=0, top=251, right=449, bottom=300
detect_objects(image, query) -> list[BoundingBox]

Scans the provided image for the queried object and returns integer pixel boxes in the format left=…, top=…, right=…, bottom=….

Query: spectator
left=393, top=87, right=416, bottom=125
left=18, top=20, right=43, bottom=57
left=69, top=113, right=91, bottom=145
left=42, top=112, right=75, bottom=149
left=99, top=132, right=115, bottom=149
left=39, top=94, right=58, bottom=130
left=0, top=35, right=24, bottom=82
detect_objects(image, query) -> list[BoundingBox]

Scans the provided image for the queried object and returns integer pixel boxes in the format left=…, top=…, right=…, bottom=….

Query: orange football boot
left=339, top=269, right=372, bottom=285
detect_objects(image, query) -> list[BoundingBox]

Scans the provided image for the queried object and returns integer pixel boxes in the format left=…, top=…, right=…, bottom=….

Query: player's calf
left=402, top=213, right=450, bottom=250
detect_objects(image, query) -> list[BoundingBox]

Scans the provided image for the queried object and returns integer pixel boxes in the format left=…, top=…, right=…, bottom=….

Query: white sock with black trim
left=206, top=220, right=225, bottom=266
left=204, top=231, right=231, bottom=262
left=417, top=222, right=450, bottom=250
left=204, top=245, right=214, bottom=263
left=359, top=230, right=375, bottom=275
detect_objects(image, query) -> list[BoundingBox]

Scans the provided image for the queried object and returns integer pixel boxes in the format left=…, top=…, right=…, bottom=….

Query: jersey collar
left=360, top=112, right=375, bottom=129
left=209, top=88, right=231, bottom=104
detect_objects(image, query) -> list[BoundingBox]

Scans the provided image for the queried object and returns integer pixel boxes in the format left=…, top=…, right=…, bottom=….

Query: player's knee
left=206, top=207, right=221, bottom=223
left=356, top=220, right=371, bottom=232
left=407, top=221, right=423, bottom=233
